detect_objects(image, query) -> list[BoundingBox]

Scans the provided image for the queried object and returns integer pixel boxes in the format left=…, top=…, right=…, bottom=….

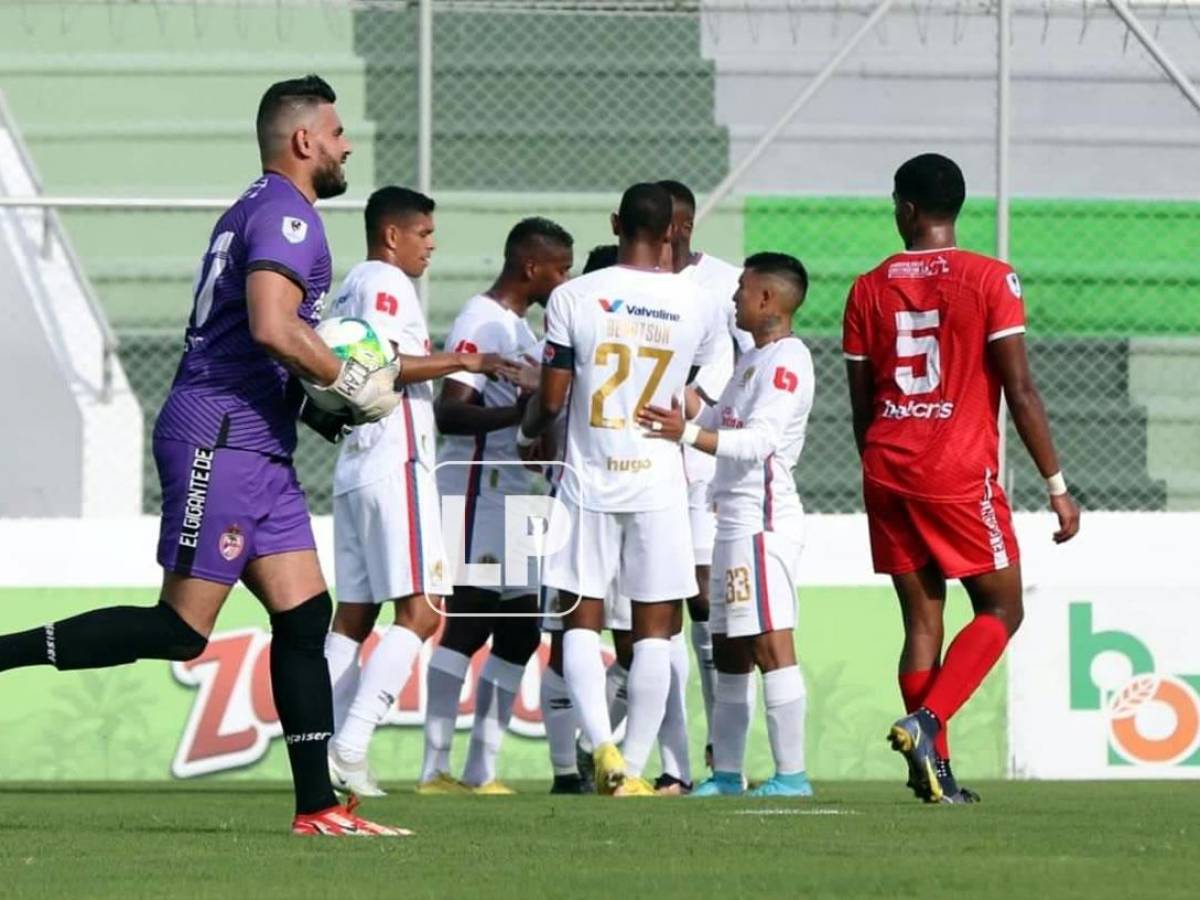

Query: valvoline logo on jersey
left=597, top=298, right=680, bottom=321
left=1070, top=602, right=1200, bottom=767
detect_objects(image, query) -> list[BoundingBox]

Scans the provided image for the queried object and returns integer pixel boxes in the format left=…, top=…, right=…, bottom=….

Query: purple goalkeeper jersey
left=153, top=172, right=332, bottom=458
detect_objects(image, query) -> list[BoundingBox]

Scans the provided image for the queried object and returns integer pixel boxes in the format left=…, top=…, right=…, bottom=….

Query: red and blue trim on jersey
left=752, top=532, right=773, bottom=632
left=400, top=393, right=424, bottom=594
left=762, top=453, right=776, bottom=531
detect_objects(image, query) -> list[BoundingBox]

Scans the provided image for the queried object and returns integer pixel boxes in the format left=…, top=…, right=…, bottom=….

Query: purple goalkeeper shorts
left=154, top=439, right=316, bottom=585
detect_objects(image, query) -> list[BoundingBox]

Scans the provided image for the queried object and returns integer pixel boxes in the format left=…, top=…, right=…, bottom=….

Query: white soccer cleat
left=328, top=747, right=388, bottom=798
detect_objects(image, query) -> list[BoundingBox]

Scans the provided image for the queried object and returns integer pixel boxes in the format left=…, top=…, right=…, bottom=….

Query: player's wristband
left=681, top=422, right=701, bottom=446
left=516, top=426, right=538, bottom=450
left=1046, top=471, right=1068, bottom=496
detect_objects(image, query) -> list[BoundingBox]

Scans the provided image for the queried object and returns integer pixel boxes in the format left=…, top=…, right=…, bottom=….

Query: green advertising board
left=0, top=586, right=1005, bottom=783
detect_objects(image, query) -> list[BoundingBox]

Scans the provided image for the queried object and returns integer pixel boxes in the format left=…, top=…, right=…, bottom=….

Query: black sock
left=0, top=603, right=206, bottom=673
left=270, top=592, right=338, bottom=816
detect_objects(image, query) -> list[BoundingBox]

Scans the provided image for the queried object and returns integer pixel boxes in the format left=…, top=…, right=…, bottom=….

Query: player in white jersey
left=639, top=252, right=815, bottom=798
left=417, top=218, right=574, bottom=795
left=518, top=183, right=724, bottom=796
left=321, top=188, right=519, bottom=796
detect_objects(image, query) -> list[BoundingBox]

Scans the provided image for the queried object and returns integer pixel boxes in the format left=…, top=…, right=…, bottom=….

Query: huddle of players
left=318, top=177, right=816, bottom=800
left=0, top=75, right=1081, bottom=835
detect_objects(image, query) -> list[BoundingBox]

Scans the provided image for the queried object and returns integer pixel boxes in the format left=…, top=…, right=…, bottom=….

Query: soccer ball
left=302, top=316, right=395, bottom=412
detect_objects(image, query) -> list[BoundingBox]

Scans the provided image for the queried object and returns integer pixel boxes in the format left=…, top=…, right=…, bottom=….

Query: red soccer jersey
left=842, top=247, right=1026, bottom=502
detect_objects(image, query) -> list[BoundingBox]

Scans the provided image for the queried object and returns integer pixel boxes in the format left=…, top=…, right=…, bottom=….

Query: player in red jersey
left=843, top=153, right=1080, bottom=803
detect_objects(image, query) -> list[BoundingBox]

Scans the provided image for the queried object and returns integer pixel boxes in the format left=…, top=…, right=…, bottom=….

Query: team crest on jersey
left=1006, top=272, right=1023, bottom=298
left=740, top=366, right=756, bottom=386
left=282, top=216, right=308, bottom=244
left=218, top=526, right=245, bottom=561
left=430, top=559, right=446, bottom=584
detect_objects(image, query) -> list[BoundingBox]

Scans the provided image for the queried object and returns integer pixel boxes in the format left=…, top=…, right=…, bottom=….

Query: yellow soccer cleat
left=471, top=780, right=516, bottom=796
left=613, top=775, right=658, bottom=797
left=593, top=742, right=627, bottom=795
left=415, top=773, right=471, bottom=795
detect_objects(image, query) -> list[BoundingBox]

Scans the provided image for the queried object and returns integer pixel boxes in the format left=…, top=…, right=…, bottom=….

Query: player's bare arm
left=845, top=358, right=874, bottom=457
left=434, top=378, right=525, bottom=435
left=988, top=333, right=1081, bottom=543
left=392, top=349, right=521, bottom=386
left=516, top=361, right=572, bottom=458
left=247, top=269, right=342, bottom=385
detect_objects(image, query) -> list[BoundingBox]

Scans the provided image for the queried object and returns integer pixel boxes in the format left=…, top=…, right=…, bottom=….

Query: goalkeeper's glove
left=319, top=359, right=402, bottom=424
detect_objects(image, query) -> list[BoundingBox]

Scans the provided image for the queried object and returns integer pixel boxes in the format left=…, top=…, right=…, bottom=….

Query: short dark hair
left=894, top=153, right=966, bottom=218
left=656, top=180, right=696, bottom=211
left=744, top=252, right=808, bottom=303
left=364, top=186, right=435, bottom=240
left=583, top=244, right=618, bottom=274
left=256, top=74, right=337, bottom=151
left=504, top=216, right=574, bottom=264
left=616, top=183, right=673, bottom=239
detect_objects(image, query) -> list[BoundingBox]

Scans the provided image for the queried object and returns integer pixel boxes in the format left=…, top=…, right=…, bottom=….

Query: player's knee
left=399, top=594, right=442, bottom=642
left=270, top=591, right=333, bottom=652
left=331, top=602, right=377, bottom=643
left=491, top=619, right=541, bottom=664
left=686, top=591, right=710, bottom=622
left=155, top=602, right=208, bottom=661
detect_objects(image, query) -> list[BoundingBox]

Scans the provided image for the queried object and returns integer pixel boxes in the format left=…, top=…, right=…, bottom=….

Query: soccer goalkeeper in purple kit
left=0, top=75, right=407, bottom=837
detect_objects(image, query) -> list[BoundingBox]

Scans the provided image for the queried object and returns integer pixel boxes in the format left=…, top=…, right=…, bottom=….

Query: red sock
left=922, top=615, right=1009, bottom=725
left=898, top=667, right=949, bottom=759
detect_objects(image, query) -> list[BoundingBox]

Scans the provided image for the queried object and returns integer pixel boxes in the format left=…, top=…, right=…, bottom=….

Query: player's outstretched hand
left=637, top=395, right=685, bottom=441
left=461, top=352, right=511, bottom=378
left=505, top=354, right=542, bottom=395
left=1050, top=492, right=1081, bottom=544
left=328, top=359, right=401, bottom=424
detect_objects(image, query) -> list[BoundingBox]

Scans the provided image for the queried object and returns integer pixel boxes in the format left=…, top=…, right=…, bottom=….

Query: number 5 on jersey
left=894, top=310, right=941, bottom=395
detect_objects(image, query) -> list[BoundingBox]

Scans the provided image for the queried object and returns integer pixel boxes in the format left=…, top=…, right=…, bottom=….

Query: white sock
left=657, top=632, right=691, bottom=783
left=712, top=671, right=755, bottom=774
left=690, top=620, right=716, bottom=743
left=334, top=625, right=424, bottom=765
left=540, top=668, right=579, bottom=776
left=621, top=637, right=671, bottom=778
left=563, top=629, right=613, bottom=749
left=325, top=631, right=361, bottom=734
left=605, top=661, right=628, bottom=732
left=461, top=656, right=525, bottom=787
left=420, top=647, right=470, bottom=782
left=763, top=665, right=807, bottom=776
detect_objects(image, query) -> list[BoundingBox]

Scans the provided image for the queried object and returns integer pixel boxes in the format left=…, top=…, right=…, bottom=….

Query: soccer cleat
left=576, top=740, right=596, bottom=787
left=888, top=713, right=943, bottom=803
left=415, top=772, right=471, bottom=795
left=470, top=780, right=516, bottom=796
left=292, top=798, right=411, bottom=837
left=746, top=772, right=814, bottom=798
left=328, top=748, right=387, bottom=798
left=612, top=775, right=657, bottom=797
left=937, top=785, right=982, bottom=805
left=550, top=773, right=592, bottom=794
left=592, top=742, right=627, bottom=795
left=691, top=771, right=745, bottom=797
left=653, top=773, right=693, bottom=796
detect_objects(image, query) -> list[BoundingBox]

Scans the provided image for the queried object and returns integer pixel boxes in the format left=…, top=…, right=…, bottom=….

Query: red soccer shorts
left=863, top=476, right=1020, bottom=579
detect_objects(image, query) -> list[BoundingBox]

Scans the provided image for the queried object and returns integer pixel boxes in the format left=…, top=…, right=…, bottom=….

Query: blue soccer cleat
left=746, top=772, right=813, bottom=798
left=691, top=771, right=745, bottom=797
left=888, top=712, right=944, bottom=803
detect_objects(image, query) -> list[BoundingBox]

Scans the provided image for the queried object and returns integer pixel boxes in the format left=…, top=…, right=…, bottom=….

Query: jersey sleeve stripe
left=986, top=325, right=1026, bottom=343
left=842, top=352, right=869, bottom=361
left=246, top=259, right=308, bottom=293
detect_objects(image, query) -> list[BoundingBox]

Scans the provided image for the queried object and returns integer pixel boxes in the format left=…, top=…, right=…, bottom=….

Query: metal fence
left=2, top=0, right=1198, bottom=515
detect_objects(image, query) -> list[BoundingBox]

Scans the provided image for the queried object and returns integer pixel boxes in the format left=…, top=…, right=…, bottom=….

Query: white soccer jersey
left=702, top=335, right=815, bottom=539
left=685, top=252, right=754, bottom=357
left=544, top=265, right=723, bottom=512
left=329, top=260, right=436, bottom=496
left=438, top=293, right=540, bottom=503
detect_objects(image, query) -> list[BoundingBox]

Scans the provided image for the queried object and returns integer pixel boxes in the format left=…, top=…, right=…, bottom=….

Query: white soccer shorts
left=709, top=531, right=802, bottom=638
left=539, top=583, right=630, bottom=633
left=541, top=495, right=697, bottom=605
left=333, top=465, right=451, bottom=604
left=688, top=477, right=716, bottom=568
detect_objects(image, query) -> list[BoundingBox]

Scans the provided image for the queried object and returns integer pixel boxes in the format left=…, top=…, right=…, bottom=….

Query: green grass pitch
left=1, top=781, right=1196, bottom=898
